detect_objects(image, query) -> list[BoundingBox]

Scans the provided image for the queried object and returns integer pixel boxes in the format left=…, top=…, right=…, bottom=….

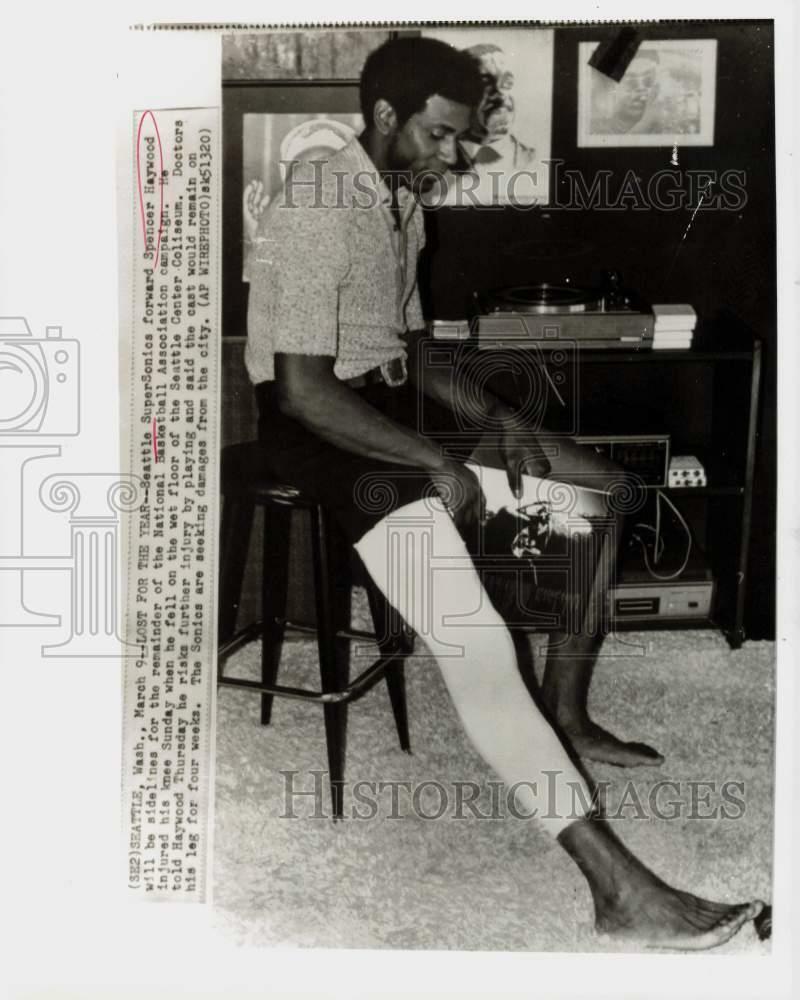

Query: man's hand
left=429, top=459, right=484, bottom=532
left=499, top=427, right=551, bottom=500
left=402, top=336, right=552, bottom=503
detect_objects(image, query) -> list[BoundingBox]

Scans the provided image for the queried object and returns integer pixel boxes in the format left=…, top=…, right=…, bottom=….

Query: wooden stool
left=217, top=441, right=413, bottom=819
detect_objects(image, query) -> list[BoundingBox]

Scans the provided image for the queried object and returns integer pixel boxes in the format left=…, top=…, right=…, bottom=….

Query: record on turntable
left=490, top=283, right=603, bottom=315
left=478, top=280, right=654, bottom=351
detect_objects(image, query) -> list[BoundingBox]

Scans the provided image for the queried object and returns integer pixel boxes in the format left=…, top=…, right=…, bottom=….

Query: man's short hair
left=360, top=37, right=485, bottom=127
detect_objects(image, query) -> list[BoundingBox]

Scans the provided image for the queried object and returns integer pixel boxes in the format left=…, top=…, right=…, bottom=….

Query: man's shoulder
left=277, top=159, right=341, bottom=205
left=262, top=162, right=349, bottom=242
left=279, top=142, right=384, bottom=210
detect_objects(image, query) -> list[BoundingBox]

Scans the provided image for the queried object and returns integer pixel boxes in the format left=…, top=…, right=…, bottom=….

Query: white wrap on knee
left=355, top=497, right=592, bottom=836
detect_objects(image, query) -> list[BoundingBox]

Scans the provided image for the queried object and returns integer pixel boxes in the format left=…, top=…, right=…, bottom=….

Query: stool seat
left=221, top=441, right=312, bottom=507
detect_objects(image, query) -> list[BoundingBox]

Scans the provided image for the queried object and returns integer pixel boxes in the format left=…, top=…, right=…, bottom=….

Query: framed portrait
left=222, top=82, right=363, bottom=337
left=422, top=27, right=554, bottom=206
left=577, top=39, right=717, bottom=147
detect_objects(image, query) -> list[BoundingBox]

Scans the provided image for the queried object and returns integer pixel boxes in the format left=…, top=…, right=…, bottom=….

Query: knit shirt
left=245, top=137, right=426, bottom=384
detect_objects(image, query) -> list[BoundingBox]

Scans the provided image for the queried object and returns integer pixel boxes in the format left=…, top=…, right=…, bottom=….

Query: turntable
left=476, top=278, right=654, bottom=351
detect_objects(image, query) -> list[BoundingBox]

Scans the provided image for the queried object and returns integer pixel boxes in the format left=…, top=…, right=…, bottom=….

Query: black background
left=222, top=21, right=777, bottom=639
left=419, top=21, right=776, bottom=638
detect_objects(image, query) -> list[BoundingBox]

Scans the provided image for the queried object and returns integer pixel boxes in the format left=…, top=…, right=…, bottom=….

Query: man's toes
left=624, top=741, right=664, bottom=763
left=713, top=903, right=756, bottom=938
left=580, top=738, right=664, bottom=768
left=745, top=900, right=765, bottom=921
left=681, top=903, right=755, bottom=951
left=676, top=891, right=743, bottom=917
left=701, top=899, right=763, bottom=924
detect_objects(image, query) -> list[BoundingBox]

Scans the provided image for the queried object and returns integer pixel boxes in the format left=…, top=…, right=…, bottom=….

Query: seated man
left=245, top=35, right=763, bottom=948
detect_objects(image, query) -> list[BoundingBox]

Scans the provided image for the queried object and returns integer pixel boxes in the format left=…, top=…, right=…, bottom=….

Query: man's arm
left=275, top=353, right=484, bottom=528
left=403, top=329, right=551, bottom=495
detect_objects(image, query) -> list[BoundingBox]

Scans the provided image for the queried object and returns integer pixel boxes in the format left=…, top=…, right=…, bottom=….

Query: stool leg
left=260, top=504, right=291, bottom=725
left=364, top=580, right=412, bottom=753
left=218, top=495, right=254, bottom=648
left=384, top=662, right=411, bottom=754
left=311, top=504, right=347, bottom=820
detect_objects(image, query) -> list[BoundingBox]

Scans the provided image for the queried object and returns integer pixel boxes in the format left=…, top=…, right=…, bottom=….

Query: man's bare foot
left=558, top=816, right=764, bottom=951
left=562, top=719, right=664, bottom=767
left=596, top=884, right=763, bottom=950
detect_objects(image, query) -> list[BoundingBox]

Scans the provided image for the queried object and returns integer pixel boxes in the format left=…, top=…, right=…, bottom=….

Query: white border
left=0, top=3, right=795, bottom=998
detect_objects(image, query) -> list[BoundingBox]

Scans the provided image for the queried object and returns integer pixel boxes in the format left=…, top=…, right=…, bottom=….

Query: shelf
left=540, top=327, right=758, bottom=364
left=445, top=323, right=760, bottom=646
left=610, top=616, right=718, bottom=632
left=574, top=348, right=755, bottom=364
left=654, top=486, right=744, bottom=497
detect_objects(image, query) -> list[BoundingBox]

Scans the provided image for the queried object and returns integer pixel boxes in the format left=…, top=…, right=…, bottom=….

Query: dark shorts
left=253, top=381, right=592, bottom=630
left=254, top=380, right=447, bottom=544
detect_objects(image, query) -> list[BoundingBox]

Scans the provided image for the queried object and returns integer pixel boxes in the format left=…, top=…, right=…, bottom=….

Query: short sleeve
left=247, top=161, right=349, bottom=362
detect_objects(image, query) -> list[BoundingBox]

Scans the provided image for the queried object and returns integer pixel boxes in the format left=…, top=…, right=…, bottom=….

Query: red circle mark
left=152, top=417, right=159, bottom=463
left=136, top=111, right=165, bottom=268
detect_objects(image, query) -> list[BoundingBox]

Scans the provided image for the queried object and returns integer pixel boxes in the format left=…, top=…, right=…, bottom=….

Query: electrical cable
left=631, top=490, right=693, bottom=581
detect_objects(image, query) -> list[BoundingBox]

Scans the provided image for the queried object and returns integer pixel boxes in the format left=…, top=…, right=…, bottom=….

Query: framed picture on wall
left=222, top=82, right=363, bottom=337
left=422, top=26, right=554, bottom=205
left=241, top=111, right=364, bottom=223
left=577, top=39, right=717, bottom=147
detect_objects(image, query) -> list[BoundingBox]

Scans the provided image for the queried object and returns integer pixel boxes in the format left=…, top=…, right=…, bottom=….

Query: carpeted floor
left=212, top=594, right=774, bottom=953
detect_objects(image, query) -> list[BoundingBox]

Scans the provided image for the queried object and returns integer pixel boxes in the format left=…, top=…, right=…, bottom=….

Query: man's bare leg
left=541, top=631, right=664, bottom=767
left=537, top=437, right=663, bottom=766
left=355, top=499, right=763, bottom=949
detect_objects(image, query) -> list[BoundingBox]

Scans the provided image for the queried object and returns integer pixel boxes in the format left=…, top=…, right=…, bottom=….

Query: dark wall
left=421, top=21, right=776, bottom=639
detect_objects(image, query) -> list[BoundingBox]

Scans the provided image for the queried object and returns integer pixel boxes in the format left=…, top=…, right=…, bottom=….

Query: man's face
left=471, top=49, right=516, bottom=143
left=615, top=59, right=659, bottom=126
left=387, top=94, right=472, bottom=192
